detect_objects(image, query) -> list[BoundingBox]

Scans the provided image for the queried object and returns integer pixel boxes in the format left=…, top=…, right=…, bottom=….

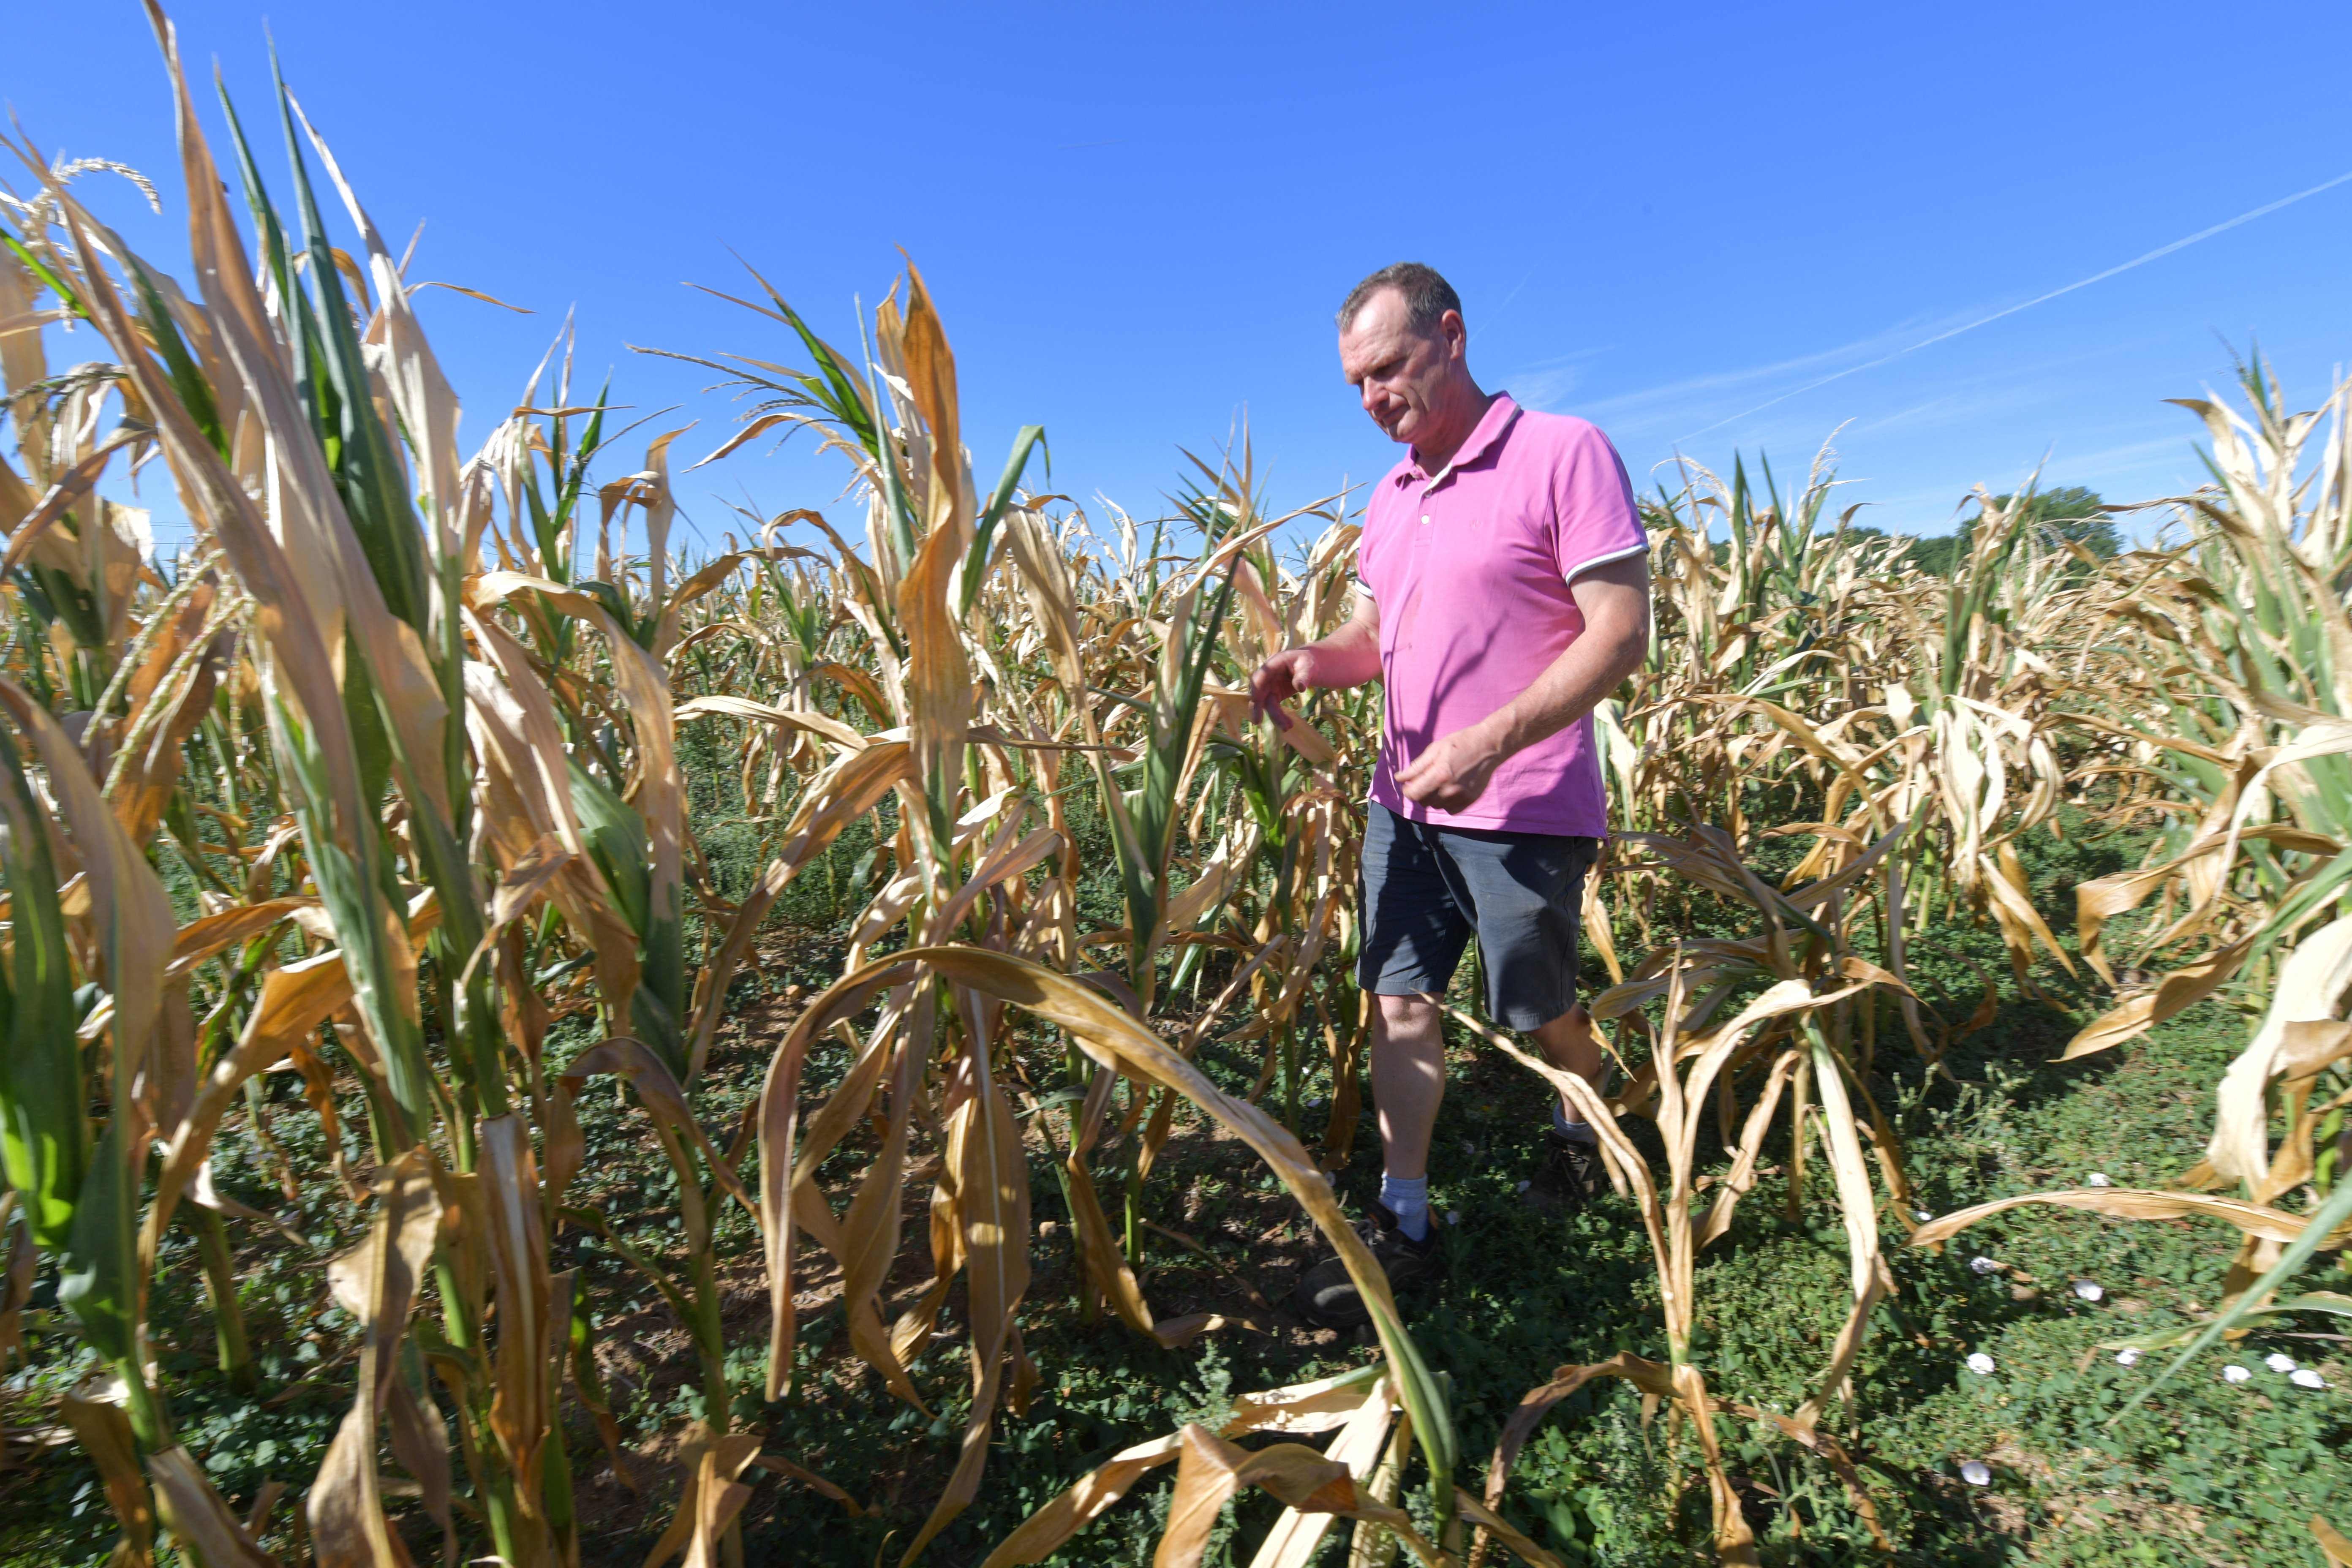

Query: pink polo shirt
left=1357, top=393, right=1647, bottom=838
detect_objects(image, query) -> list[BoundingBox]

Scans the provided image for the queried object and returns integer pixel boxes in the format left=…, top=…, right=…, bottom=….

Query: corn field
left=1, top=12, right=2348, bottom=1567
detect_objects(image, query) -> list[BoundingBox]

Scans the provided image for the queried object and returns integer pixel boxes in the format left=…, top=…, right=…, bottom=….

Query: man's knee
left=1373, top=991, right=1440, bottom=1032
left=1533, top=1002, right=1592, bottom=1041
left=1533, top=1003, right=1606, bottom=1077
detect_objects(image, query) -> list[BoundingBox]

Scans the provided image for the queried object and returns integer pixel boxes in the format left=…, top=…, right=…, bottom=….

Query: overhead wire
left=1674, top=167, right=2352, bottom=446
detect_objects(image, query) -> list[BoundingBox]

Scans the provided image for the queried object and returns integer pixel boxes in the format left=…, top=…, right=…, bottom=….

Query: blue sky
left=19, top=1, right=2352, bottom=553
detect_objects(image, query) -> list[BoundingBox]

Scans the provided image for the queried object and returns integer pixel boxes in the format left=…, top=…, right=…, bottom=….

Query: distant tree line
left=1848, top=486, right=2118, bottom=576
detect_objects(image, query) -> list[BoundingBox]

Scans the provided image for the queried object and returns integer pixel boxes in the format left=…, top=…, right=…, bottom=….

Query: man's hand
left=1248, top=648, right=1314, bottom=730
left=1250, top=595, right=1381, bottom=729
left=1396, top=724, right=1504, bottom=813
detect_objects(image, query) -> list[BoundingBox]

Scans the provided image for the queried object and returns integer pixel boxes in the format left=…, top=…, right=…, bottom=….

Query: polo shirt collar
left=1402, top=392, right=1520, bottom=490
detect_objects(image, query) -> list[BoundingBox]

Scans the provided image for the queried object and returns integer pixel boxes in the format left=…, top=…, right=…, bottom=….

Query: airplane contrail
left=1674, top=166, right=2352, bottom=445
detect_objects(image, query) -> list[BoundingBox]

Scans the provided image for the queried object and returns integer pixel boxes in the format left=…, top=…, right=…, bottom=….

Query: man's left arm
left=1394, top=553, right=1652, bottom=813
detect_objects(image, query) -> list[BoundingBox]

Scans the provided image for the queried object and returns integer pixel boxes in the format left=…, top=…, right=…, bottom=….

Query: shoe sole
left=1289, top=1262, right=1446, bottom=1330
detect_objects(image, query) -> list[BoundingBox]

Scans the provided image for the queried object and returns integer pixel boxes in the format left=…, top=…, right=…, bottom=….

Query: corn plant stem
left=422, top=945, right=478, bottom=1173
left=1121, top=1139, right=1144, bottom=1266
left=191, top=1203, right=257, bottom=1395
left=673, top=1162, right=747, bottom=1568
left=1169, top=939, right=1206, bottom=1002
left=646, top=1123, right=736, bottom=1438
left=1271, top=829, right=1301, bottom=1133
left=114, top=1355, right=172, bottom=1453
left=1056, top=1035, right=1100, bottom=1321
left=540, top=1418, right=578, bottom=1557
left=482, top=1474, right=528, bottom=1568
left=1418, top=1377, right=1457, bottom=1538
left=689, top=1238, right=730, bottom=1423
left=1784, top=1058, right=1811, bottom=1224
left=1432, top=1371, right=1465, bottom=1556
left=1279, top=1020, right=1300, bottom=1136
left=437, top=1275, right=534, bottom=1568
left=67, top=644, right=102, bottom=712
left=1046, top=1156, right=1094, bottom=1322
left=489, top=1410, right=543, bottom=1561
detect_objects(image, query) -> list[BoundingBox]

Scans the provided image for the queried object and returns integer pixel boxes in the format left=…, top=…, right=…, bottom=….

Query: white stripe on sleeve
left=1561, top=540, right=1649, bottom=586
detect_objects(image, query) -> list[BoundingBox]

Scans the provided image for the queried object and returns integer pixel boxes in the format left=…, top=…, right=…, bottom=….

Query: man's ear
left=1440, top=309, right=1467, bottom=360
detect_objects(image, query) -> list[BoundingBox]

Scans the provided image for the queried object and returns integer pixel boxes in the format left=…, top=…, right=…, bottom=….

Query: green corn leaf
left=56, top=1116, right=136, bottom=1367
left=0, top=724, right=88, bottom=1252
left=522, top=481, right=564, bottom=581
left=0, top=226, right=87, bottom=319
left=266, top=60, right=434, bottom=636
left=638, top=889, right=689, bottom=1081
left=629, top=982, right=685, bottom=1081
left=569, top=757, right=651, bottom=939
left=211, top=72, right=304, bottom=361
left=270, top=690, right=433, bottom=1149
left=574, top=580, right=652, bottom=650
left=125, top=259, right=225, bottom=461
left=2251, top=851, right=2352, bottom=962
left=19, top=561, right=106, bottom=654
left=736, top=264, right=880, bottom=453
left=960, top=424, right=1047, bottom=617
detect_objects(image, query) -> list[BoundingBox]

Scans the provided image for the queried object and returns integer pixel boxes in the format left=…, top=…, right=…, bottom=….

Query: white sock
left=1552, top=1102, right=1596, bottom=1144
left=1378, top=1173, right=1431, bottom=1240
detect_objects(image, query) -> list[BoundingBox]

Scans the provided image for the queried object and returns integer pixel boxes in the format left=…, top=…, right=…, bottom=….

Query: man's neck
left=1410, top=383, right=1497, bottom=474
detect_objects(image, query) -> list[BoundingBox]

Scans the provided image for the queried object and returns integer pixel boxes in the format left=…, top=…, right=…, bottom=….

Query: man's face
left=1339, top=288, right=1456, bottom=446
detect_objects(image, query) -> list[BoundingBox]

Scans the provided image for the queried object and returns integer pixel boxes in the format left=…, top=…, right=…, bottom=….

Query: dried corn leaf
left=1909, top=1187, right=2352, bottom=1249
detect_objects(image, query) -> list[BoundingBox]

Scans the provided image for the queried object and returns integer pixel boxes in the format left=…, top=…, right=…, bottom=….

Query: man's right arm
left=1248, top=589, right=1381, bottom=727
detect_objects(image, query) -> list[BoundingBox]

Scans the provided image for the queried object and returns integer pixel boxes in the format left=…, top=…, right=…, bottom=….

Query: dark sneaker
left=1292, top=1203, right=1445, bottom=1329
left=1524, top=1129, right=1607, bottom=1211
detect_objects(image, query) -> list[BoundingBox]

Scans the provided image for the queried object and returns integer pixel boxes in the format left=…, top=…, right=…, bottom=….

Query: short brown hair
left=1337, top=262, right=1462, bottom=335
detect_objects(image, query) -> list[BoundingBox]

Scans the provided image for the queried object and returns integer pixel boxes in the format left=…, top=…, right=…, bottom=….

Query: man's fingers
left=1398, top=759, right=1473, bottom=810
left=1250, top=666, right=1292, bottom=729
left=1250, top=697, right=1295, bottom=731
left=1246, top=672, right=1271, bottom=725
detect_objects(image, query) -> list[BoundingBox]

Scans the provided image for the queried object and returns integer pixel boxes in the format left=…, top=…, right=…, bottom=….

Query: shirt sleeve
left=1552, top=424, right=1650, bottom=585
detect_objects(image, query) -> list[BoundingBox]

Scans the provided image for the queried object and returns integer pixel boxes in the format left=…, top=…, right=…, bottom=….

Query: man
left=1248, top=262, right=1652, bottom=1329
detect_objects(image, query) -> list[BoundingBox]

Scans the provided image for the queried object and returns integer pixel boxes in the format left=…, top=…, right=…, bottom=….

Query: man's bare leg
left=1528, top=1004, right=1611, bottom=1206
left=1531, top=1004, right=1608, bottom=1119
left=1369, top=993, right=1446, bottom=1180
left=1292, top=992, right=1448, bottom=1320
left=1375, top=996, right=1605, bottom=1175
left=1365, top=993, right=1449, bottom=1241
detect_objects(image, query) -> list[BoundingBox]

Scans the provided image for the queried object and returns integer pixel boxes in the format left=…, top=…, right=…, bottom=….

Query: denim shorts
left=1356, top=802, right=1598, bottom=1030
